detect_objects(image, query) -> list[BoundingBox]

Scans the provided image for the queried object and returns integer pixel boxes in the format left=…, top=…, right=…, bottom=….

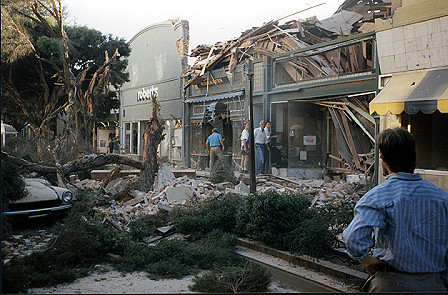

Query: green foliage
left=190, top=261, right=271, bottom=293
left=285, top=214, right=334, bottom=258
left=1, top=161, right=27, bottom=203
left=316, top=200, right=356, bottom=235
left=236, top=191, right=312, bottom=249
left=210, top=156, right=238, bottom=184
left=36, top=35, right=61, bottom=65
left=128, top=211, right=170, bottom=241
left=116, top=231, right=239, bottom=279
left=170, top=194, right=244, bottom=239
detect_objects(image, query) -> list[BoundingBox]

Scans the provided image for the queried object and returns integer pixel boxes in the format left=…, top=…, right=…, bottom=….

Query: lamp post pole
left=246, top=60, right=256, bottom=193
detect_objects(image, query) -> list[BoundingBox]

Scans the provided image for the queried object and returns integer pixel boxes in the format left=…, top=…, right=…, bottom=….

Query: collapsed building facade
left=181, top=1, right=392, bottom=181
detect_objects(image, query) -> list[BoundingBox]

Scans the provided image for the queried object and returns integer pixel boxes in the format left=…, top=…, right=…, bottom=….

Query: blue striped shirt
left=343, top=172, right=448, bottom=273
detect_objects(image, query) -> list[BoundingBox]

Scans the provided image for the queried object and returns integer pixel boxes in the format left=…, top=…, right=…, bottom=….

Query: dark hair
left=212, top=128, right=218, bottom=133
left=266, top=120, right=271, bottom=124
left=376, top=127, right=416, bottom=173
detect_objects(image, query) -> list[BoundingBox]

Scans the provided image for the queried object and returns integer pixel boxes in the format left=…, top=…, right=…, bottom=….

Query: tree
left=140, top=94, right=165, bottom=192
left=1, top=0, right=129, bottom=168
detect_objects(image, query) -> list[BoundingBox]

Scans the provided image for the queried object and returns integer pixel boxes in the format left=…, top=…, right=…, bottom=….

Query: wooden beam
left=338, top=109, right=361, bottom=169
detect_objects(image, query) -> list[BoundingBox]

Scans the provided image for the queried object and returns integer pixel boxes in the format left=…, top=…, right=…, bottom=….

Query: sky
left=63, top=0, right=343, bottom=51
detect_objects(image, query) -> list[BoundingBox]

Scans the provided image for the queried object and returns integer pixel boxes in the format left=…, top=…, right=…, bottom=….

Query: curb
left=237, top=238, right=368, bottom=282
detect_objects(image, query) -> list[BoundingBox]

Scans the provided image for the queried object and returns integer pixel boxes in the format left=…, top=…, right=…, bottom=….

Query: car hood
left=13, top=178, right=60, bottom=203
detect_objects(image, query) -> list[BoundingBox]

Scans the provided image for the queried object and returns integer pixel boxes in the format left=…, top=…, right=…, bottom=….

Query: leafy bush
left=190, top=261, right=271, bottom=293
left=1, top=161, right=27, bottom=203
left=170, top=194, right=243, bottom=239
left=210, top=156, right=238, bottom=184
left=236, top=191, right=312, bottom=249
left=116, top=231, right=239, bottom=278
left=285, top=214, right=334, bottom=258
left=316, top=200, right=356, bottom=235
left=128, top=211, right=170, bottom=241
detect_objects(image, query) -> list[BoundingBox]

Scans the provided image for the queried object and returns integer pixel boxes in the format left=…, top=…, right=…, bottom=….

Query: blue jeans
left=255, top=144, right=265, bottom=174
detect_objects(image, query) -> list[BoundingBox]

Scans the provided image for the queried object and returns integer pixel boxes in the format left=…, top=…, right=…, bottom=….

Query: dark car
left=3, top=178, right=73, bottom=219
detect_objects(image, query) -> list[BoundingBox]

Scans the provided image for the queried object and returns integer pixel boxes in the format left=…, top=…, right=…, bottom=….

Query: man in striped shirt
left=343, top=127, right=448, bottom=292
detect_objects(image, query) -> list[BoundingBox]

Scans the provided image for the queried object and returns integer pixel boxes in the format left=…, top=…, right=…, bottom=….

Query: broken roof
left=184, top=0, right=392, bottom=89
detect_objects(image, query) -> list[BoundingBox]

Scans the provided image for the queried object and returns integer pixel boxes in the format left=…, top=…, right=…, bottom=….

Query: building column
left=263, top=56, right=273, bottom=120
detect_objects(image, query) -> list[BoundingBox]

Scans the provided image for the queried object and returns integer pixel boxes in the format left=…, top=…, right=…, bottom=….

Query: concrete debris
left=154, top=165, right=176, bottom=191
left=165, top=185, right=195, bottom=203
left=2, top=230, right=56, bottom=264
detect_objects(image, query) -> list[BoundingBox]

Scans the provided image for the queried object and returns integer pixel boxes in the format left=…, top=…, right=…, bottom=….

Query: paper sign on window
left=303, top=136, right=316, bottom=145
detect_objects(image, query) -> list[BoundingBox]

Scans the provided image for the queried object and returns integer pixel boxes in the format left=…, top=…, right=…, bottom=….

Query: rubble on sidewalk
left=2, top=230, right=56, bottom=265
left=2, top=165, right=367, bottom=265
left=70, top=165, right=366, bottom=231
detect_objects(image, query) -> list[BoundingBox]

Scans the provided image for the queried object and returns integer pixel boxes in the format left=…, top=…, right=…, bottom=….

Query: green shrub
left=128, top=211, right=170, bottom=241
left=170, top=194, right=243, bottom=239
left=116, top=231, right=238, bottom=278
left=285, top=214, right=334, bottom=258
left=2, top=252, right=78, bottom=293
left=1, top=161, right=27, bottom=203
left=210, top=156, right=238, bottom=184
left=190, top=261, right=271, bottom=293
left=316, top=200, right=356, bottom=235
left=236, top=191, right=312, bottom=249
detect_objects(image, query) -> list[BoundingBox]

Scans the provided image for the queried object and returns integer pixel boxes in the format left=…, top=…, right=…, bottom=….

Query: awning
left=369, top=68, right=448, bottom=115
left=185, top=90, right=244, bottom=103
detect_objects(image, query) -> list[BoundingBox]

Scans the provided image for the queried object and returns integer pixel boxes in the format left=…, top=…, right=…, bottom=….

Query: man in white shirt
left=254, top=120, right=269, bottom=174
left=264, top=121, right=278, bottom=171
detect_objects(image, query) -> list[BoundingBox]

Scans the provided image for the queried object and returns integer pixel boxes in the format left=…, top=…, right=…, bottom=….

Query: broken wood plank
left=342, top=105, right=375, bottom=142
left=338, top=109, right=361, bottom=169
left=100, top=166, right=122, bottom=188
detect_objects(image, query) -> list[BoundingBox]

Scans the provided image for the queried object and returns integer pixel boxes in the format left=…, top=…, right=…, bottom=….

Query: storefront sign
left=137, top=86, right=158, bottom=102
left=303, top=136, right=316, bottom=145
left=197, top=76, right=228, bottom=88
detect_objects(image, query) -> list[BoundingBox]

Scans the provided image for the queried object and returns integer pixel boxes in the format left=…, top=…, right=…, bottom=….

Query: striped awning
left=185, top=90, right=244, bottom=104
left=369, top=68, right=448, bottom=115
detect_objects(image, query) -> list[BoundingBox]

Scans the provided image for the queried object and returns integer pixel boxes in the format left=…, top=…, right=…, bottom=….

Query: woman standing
left=240, top=122, right=250, bottom=173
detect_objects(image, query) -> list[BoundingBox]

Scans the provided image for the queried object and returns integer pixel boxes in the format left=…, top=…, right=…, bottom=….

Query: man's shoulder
left=419, top=179, right=448, bottom=198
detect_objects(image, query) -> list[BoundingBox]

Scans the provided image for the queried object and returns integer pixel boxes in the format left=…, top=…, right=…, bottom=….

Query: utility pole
left=246, top=60, right=256, bottom=193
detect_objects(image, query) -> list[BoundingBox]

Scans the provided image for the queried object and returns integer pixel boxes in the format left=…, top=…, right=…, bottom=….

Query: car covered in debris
left=3, top=178, right=74, bottom=219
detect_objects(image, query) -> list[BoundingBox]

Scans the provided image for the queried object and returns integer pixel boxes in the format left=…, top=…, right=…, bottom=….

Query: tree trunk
left=1, top=151, right=143, bottom=181
left=140, top=96, right=165, bottom=192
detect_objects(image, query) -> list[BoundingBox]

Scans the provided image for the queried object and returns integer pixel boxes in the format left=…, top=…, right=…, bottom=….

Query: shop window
left=231, top=120, right=244, bottom=157
left=411, top=111, right=448, bottom=170
left=191, top=122, right=210, bottom=155
left=286, top=102, right=326, bottom=168
left=124, top=122, right=130, bottom=154
left=132, top=122, right=138, bottom=154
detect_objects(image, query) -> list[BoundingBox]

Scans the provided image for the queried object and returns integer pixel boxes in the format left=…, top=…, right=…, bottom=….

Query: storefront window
left=231, top=120, right=243, bottom=157
left=410, top=112, right=448, bottom=170
left=132, top=122, right=138, bottom=154
left=191, top=122, right=210, bottom=155
left=124, top=122, right=130, bottom=154
left=286, top=102, right=326, bottom=168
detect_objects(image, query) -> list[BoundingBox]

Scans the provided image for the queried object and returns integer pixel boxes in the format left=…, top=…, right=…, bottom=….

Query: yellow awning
left=369, top=71, right=426, bottom=115
left=370, top=69, right=448, bottom=115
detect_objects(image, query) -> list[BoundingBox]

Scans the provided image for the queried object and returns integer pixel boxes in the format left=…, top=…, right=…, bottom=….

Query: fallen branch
left=1, top=151, right=143, bottom=179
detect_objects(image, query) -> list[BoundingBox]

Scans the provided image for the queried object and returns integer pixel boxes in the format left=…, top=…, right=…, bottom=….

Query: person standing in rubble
left=240, top=122, right=250, bottom=173
left=254, top=120, right=269, bottom=175
left=343, top=127, right=448, bottom=292
left=112, top=136, right=120, bottom=154
left=264, top=120, right=278, bottom=172
left=206, top=128, right=224, bottom=170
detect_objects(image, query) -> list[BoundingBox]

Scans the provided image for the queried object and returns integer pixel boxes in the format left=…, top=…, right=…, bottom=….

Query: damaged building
left=181, top=1, right=393, bottom=181
left=369, top=0, right=448, bottom=191
left=120, top=19, right=189, bottom=163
